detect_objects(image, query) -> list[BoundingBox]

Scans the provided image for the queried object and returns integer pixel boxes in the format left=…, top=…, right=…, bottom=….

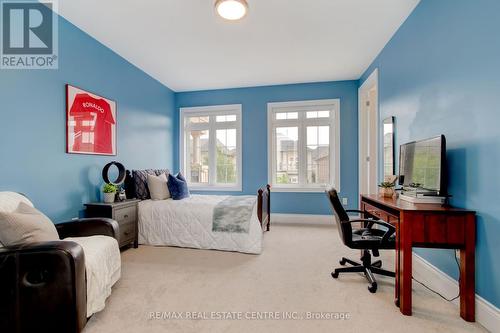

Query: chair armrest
left=56, top=218, right=119, bottom=240
left=347, top=219, right=396, bottom=243
left=348, top=218, right=395, bottom=231
left=346, top=209, right=365, bottom=215
left=347, top=209, right=382, bottom=221
left=0, top=241, right=87, bottom=332
left=345, top=209, right=377, bottom=219
left=0, top=240, right=83, bottom=256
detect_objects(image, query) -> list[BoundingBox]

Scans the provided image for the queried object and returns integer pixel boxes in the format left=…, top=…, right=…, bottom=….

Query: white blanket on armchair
left=65, top=235, right=121, bottom=317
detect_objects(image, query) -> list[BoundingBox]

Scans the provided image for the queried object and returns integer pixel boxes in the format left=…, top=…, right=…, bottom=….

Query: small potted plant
left=103, top=183, right=117, bottom=203
left=378, top=181, right=395, bottom=198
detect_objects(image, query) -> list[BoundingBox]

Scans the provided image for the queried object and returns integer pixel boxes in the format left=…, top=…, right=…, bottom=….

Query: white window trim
left=180, top=104, right=242, bottom=191
left=267, top=99, right=341, bottom=193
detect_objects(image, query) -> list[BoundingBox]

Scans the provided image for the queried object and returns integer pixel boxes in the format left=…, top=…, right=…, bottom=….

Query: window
left=268, top=99, right=340, bottom=192
left=180, top=104, right=242, bottom=191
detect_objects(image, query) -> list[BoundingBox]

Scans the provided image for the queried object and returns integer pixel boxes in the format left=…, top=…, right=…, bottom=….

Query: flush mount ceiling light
left=215, top=0, right=248, bottom=21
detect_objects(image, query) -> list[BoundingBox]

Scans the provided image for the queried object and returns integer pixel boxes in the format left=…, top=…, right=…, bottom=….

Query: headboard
left=124, top=169, right=171, bottom=200
left=124, top=170, right=136, bottom=199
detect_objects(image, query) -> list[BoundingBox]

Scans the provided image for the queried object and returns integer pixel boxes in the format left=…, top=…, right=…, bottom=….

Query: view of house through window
left=269, top=100, right=340, bottom=191
left=188, top=129, right=209, bottom=184
left=181, top=105, right=242, bottom=190
left=276, top=127, right=299, bottom=184
left=216, top=128, right=237, bottom=184
left=306, top=125, right=330, bottom=184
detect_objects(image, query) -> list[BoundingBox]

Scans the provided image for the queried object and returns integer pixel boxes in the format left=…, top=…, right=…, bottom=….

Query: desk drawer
left=363, top=202, right=398, bottom=225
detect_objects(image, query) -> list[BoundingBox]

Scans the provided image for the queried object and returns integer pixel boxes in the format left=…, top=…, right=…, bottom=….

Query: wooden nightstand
left=85, top=199, right=141, bottom=249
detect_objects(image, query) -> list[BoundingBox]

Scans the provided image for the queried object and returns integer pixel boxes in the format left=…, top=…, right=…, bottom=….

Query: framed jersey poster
left=66, top=84, right=117, bottom=155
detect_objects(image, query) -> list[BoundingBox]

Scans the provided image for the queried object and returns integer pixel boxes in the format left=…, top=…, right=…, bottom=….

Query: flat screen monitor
left=399, top=135, right=447, bottom=196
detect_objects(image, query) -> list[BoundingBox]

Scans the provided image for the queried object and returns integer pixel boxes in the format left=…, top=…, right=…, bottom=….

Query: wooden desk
left=360, top=194, right=476, bottom=321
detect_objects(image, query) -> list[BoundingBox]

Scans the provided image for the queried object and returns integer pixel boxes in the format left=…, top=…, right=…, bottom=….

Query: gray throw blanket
left=212, top=196, right=257, bottom=233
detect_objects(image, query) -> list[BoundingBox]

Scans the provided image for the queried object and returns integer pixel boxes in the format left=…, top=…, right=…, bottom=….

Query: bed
left=125, top=171, right=270, bottom=254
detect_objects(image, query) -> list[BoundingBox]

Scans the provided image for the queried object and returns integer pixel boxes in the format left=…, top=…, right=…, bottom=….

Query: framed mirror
left=383, top=117, right=395, bottom=178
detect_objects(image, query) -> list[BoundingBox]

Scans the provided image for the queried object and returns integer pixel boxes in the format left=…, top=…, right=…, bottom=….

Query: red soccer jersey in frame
left=66, top=85, right=116, bottom=155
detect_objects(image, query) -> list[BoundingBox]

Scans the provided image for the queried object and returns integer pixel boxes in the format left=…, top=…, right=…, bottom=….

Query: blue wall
left=0, top=16, right=175, bottom=221
left=360, top=0, right=500, bottom=307
left=175, top=81, right=359, bottom=215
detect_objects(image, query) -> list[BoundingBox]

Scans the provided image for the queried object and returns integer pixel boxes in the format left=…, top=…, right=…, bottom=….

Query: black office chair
left=326, top=188, right=396, bottom=293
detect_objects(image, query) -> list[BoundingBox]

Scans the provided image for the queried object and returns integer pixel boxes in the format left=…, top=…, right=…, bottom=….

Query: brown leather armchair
left=0, top=217, right=119, bottom=333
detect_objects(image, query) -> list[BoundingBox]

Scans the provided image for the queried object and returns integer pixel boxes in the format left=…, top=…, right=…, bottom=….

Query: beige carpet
left=84, top=223, right=486, bottom=333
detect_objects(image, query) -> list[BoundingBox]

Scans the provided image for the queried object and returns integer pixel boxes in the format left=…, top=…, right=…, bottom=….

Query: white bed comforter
left=138, top=195, right=263, bottom=254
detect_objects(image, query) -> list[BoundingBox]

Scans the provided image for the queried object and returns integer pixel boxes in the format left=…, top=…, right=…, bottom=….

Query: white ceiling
left=56, top=0, right=420, bottom=92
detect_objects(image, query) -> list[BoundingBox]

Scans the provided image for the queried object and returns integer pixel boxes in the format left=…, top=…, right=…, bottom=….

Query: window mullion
left=270, top=123, right=276, bottom=185
left=332, top=109, right=339, bottom=188
left=330, top=122, right=335, bottom=187
left=208, top=116, right=217, bottom=186
left=185, top=130, right=191, bottom=182
left=298, top=111, right=307, bottom=186
left=213, top=122, right=237, bottom=129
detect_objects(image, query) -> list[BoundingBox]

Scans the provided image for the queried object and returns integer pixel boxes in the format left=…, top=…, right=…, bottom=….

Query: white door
left=359, top=69, right=379, bottom=195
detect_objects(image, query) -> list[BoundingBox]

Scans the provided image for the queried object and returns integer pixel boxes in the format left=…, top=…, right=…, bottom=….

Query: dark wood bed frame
left=257, top=184, right=271, bottom=231
left=125, top=171, right=271, bottom=232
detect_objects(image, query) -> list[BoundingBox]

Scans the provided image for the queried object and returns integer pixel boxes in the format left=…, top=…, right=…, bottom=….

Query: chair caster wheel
left=339, top=258, right=347, bottom=266
left=368, top=284, right=377, bottom=293
left=394, top=299, right=400, bottom=307
left=331, top=271, right=339, bottom=279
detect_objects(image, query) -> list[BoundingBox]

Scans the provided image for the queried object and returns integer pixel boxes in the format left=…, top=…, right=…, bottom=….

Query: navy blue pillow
left=167, top=172, right=190, bottom=200
left=177, top=172, right=187, bottom=182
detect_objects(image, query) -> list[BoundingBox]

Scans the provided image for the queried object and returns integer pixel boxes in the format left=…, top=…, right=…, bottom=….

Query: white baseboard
left=413, top=253, right=500, bottom=333
left=272, top=213, right=332, bottom=225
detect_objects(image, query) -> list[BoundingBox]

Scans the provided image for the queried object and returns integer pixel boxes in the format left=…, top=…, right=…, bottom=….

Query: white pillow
left=0, top=191, right=34, bottom=213
left=0, top=192, right=36, bottom=248
left=0, top=202, right=59, bottom=246
left=147, top=173, right=170, bottom=200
